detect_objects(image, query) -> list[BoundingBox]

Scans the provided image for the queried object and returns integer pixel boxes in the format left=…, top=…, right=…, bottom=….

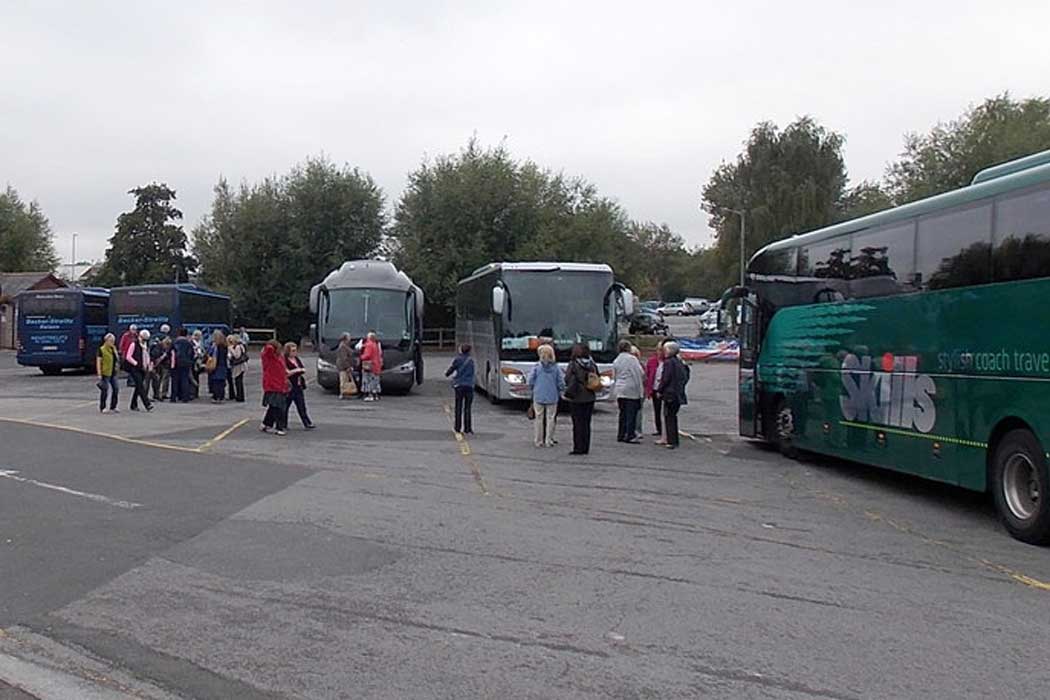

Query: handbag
left=361, top=360, right=373, bottom=372
left=585, top=371, right=602, bottom=392
left=527, top=404, right=536, bottom=420
left=340, top=370, right=358, bottom=397
left=205, top=355, right=217, bottom=373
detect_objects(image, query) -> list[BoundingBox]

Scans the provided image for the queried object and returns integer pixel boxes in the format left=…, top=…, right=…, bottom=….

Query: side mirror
left=621, top=288, right=636, bottom=317
left=491, top=286, right=506, bottom=315
left=309, top=323, right=318, bottom=348
left=309, top=285, right=321, bottom=314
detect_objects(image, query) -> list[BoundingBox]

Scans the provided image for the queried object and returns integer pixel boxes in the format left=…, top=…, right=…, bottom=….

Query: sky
left=3, top=1, right=1049, bottom=265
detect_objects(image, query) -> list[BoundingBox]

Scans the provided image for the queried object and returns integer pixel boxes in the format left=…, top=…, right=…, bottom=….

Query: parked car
left=656, top=302, right=690, bottom=316
left=698, top=307, right=720, bottom=333
left=628, top=310, right=669, bottom=335
left=639, top=300, right=662, bottom=313
left=684, top=298, right=711, bottom=314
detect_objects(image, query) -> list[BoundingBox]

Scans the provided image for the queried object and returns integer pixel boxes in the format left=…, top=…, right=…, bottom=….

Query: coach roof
left=318, top=260, right=416, bottom=292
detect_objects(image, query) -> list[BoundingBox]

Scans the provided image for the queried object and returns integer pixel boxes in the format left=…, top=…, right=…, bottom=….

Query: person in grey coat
left=613, top=340, right=645, bottom=443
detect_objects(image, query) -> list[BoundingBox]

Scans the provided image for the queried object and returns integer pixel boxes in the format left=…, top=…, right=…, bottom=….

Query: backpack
left=585, top=369, right=602, bottom=392
left=677, top=361, right=691, bottom=403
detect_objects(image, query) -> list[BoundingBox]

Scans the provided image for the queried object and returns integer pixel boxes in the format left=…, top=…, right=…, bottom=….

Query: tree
left=886, top=94, right=1050, bottom=204
left=0, top=186, right=59, bottom=272
left=90, top=184, right=195, bottom=287
left=391, top=138, right=677, bottom=316
left=617, top=222, right=688, bottom=300
left=700, top=117, right=849, bottom=292
left=839, top=181, right=893, bottom=221
left=193, top=157, right=386, bottom=338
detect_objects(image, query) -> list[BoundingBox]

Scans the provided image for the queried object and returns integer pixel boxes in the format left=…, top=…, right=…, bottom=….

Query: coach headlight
left=501, top=367, right=527, bottom=385
left=393, top=361, right=415, bottom=373
left=317, top=357, right=337, bottom=372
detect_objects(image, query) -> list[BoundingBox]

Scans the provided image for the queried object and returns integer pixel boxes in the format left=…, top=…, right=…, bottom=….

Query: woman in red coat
left=359, top=331, right=384, bottom=402
left=260, top=339, right=290, bottom=435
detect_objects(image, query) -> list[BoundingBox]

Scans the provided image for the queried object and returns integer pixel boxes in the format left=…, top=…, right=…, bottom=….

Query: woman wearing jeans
left=284, top=342, right=315, bottom=430
left=96, top=333, right=120, bottom=413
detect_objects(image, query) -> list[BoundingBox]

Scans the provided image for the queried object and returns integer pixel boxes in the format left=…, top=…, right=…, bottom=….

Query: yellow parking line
left=443, top=402, right=488, bottom=495
left=198, top=418, right=250, bottom=451
left=0, top=416, right=202, bottom=454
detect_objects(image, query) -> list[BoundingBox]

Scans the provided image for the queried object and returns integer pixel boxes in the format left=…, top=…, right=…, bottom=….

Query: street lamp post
left=70, top=233, right=78, bottom=284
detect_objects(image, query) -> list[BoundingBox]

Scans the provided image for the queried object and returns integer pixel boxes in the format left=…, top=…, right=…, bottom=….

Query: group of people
left=259, top=338, right=314, bottom=435
left=97, top=324, right=251, bottom=412
left=334, top=332, right=384, bottom=402
left=444, top=338, right=690, bottom=455
left=95, top=324, right=315, bottom=436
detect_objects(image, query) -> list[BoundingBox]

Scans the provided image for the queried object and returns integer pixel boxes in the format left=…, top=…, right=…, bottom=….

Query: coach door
left=737, top=294, right=761, bottom=437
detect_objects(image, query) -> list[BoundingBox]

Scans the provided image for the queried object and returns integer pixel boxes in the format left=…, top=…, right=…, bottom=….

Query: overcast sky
left=3, top=1, right=1049, bottom=264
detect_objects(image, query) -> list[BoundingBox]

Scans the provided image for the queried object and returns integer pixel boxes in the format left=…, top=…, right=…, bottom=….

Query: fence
left=422, top=327, right=456, bottom=349
left=241, top=327, right=278, bottom=345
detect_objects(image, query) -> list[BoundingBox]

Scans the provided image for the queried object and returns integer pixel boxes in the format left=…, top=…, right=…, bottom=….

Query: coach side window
left=916, top=203, right=992, bottom=290
left=849, top=221, right=917, bottom=298
left=749, top=248, right=797, bottom=277
left=799, top=239, right=850, bottom=303
left=993, top=185, right=1050, bottom=282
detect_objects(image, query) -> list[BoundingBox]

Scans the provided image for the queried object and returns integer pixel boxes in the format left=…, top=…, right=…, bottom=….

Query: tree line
left=4, top=93, right=1048, bottom=337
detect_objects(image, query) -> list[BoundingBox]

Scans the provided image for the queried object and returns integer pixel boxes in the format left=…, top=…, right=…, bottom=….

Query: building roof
left=0, top=272, right=66, bottom=303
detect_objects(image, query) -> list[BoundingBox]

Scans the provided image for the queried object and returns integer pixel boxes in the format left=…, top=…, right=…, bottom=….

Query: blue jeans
left=99, top=375, right=119, bottom=411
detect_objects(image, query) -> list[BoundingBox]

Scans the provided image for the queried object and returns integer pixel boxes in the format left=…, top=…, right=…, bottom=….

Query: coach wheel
left=770, top=397, right=798, bottom=459
left=40, top=365, right=62, bottom=376
left=992, top=429, right=1050, bottom=545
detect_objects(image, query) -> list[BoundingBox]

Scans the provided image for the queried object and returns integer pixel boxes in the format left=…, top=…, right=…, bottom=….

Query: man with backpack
left=655, top=341, right=689, bottom=450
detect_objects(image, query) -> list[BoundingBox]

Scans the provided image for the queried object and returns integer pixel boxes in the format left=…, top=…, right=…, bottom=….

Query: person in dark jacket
left=124, top=329, right=154, bottom=412
left=336, top=333, right=356, bottom=399
left=171, top=327, right=195, bottom=403
left=656, top=341, right=688, bottom=449
left=207, top=330, right=229, bottom=403
left=284, top=342, right=315, bottom=430
left=148, top=337, right=171, bottom=400
left=445, top=344, right=475, bottom=434
left=565, top=343, right=599, bottom=455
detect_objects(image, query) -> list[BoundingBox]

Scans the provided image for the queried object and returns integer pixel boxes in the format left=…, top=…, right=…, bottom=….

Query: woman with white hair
left=124, top=328, right=154, bottom=412
left=655, top=340, right=688, bottom=449
left=190, top=329, right=205, bottom=400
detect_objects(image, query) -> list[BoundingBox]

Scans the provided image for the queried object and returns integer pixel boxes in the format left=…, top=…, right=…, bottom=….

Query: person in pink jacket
left=644, top=338, right=671, bottom=441
left=124, top=328, right=154, bottom=412
left=359, top=331, right=384, bottom=401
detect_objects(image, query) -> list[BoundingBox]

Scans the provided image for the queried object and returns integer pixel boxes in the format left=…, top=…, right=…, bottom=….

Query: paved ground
left=1, top=349, right=1049, bottom=699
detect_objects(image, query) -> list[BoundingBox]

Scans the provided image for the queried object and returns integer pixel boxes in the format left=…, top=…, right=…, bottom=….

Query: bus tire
left=991, top=429, right=1050, bottom=545
left=40, top=365, right=62, bottom=376
left=770, top=397, right=798, bottom=459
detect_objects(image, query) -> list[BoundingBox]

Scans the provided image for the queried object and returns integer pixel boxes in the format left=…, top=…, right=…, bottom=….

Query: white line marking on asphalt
left=0, top=469, right=142, bottom=510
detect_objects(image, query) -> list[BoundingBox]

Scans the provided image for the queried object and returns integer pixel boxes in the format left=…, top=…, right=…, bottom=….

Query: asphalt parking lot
left=1, top=349, right=1049, bottom=699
